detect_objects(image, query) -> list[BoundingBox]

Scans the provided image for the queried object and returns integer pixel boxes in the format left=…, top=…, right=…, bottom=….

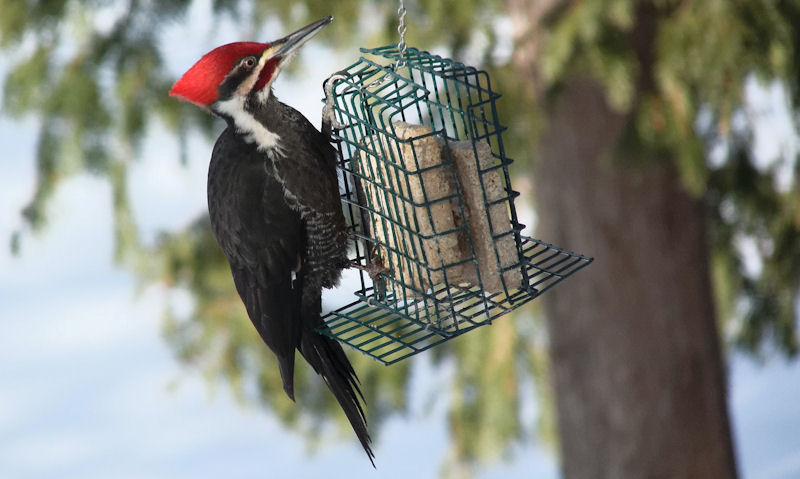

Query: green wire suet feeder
left=319, top=45, right=592, bottom=365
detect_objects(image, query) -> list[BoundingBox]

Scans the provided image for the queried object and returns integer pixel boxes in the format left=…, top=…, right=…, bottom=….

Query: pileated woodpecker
left=169, top=17, right=373, bottom=463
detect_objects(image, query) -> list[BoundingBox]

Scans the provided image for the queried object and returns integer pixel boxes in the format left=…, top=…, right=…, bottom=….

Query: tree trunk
left=531, top=76, right=738, bottom=478
left=503, top=1, right=740, bottom=475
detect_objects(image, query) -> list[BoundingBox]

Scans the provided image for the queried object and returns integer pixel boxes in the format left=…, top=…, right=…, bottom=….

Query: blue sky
left=1, top=2, right=800, bottom=478
left=0, top=8, right=554, bottom=475
left=2, top=117, right=799, bottom=479
left=0, top=126, right=555, bottom=479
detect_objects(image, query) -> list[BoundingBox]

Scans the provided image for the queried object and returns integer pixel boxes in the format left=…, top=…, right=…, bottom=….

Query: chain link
left=323, top=0, right=411, bottom=130
left=361, top=0, right=408, bottom=89
left=395, top=0, right=407, bottom=71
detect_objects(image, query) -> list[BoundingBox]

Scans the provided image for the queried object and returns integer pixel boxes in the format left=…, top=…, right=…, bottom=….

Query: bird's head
left=169, top=16, right=331, bottom=118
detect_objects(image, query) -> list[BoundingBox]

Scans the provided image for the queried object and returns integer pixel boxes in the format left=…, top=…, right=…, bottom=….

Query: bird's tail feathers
left=277, top=354, right=296, bottom=401
left=300, top=330, right=375, bottom=466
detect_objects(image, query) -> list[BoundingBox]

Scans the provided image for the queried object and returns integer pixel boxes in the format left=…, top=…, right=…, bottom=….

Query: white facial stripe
left=216, top=96, right=281, bottom=151
left=256, top=83, right=272, bottom=103
left=235, top=65, right=258, bottom=97
left=226, top=50, right=272, bottom=99
left=257, top=48, right=272, bottom=68
left=255, top=52, right=288, bottom=104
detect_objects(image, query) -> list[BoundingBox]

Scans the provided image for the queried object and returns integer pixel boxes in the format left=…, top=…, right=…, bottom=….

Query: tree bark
left=502, top=1, right=739, bottom=475
left=531, top=75, right=738, bottom=478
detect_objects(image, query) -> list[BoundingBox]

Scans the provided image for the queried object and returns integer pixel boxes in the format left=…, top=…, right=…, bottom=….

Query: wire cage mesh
left=320, top=45, right=592, bottom=365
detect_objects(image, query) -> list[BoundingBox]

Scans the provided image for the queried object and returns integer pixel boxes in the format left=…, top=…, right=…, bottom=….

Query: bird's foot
left=348, top=260, right=389, bottom=283
left=349, top=260, right=390, bottom=302
left=322, top=71, right=349, bottom=136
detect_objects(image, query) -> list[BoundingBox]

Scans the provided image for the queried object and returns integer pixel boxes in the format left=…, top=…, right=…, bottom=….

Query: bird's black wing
left=272, top=101, right=341, bottom=214
left=263, top=101, right=349, bottom=288
left=208, top=127, right=305, bottom=399
left=256, top=102, right=374, bottom=461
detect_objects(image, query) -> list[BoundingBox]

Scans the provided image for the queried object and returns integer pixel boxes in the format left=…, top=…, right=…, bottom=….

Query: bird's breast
left=207, top=130, right=303, bottom=274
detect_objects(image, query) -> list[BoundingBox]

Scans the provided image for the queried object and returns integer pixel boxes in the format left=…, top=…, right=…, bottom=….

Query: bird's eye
left=243, top=56, right=257, bottom=69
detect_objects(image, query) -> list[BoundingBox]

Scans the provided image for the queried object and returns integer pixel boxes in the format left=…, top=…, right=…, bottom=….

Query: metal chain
left=324, top=0, right=410, bottom=130
left=395, top=0, right=407, bottom=71
left=361, top=0, right=409, bottom=89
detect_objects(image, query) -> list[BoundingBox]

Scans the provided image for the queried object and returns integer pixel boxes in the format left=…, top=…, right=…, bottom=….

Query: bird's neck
left=215, top=92, right=283, bottom=153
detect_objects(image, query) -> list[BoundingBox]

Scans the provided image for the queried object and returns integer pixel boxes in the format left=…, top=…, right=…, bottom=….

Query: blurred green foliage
left=2, top=0, right=799, bottom=475
left=526, top=0, right=800, bottom=358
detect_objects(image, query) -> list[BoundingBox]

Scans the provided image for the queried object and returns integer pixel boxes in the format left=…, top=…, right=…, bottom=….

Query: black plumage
left=169, top=17, right=373, bottom=463
left=207, top=93, right=373, bottom=463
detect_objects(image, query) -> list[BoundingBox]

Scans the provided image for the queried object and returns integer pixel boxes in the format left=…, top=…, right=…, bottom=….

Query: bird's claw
left=348, top=260, right=389, bottom=282
left=322, top=71, right=349, bottom=136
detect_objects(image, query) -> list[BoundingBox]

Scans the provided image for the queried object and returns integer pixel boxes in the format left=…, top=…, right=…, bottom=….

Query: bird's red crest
left=170, top=42, right=269, bottom=106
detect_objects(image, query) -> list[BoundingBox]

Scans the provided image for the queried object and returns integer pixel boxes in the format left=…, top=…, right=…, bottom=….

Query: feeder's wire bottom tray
left=319, top=235, right=592, bottom=365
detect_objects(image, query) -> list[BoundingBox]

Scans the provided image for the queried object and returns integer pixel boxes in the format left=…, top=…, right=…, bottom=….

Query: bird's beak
left=250, top=16, right=331, bottom=100
left=261, top=16, right=332, bottom=66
